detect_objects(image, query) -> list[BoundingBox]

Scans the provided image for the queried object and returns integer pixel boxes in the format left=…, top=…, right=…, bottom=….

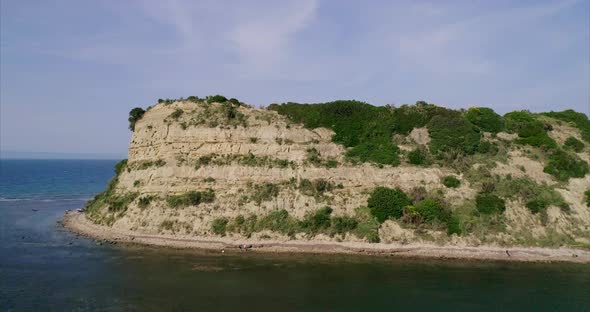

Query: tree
left=128, top=107, right=146, bottom=131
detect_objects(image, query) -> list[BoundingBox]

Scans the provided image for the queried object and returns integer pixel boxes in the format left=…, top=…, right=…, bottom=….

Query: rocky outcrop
left=88, top=100, right=590, bottom=248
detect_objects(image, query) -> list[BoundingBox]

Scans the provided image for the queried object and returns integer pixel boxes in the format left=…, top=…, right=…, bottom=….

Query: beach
left=63, top=211, right=590, bottom=263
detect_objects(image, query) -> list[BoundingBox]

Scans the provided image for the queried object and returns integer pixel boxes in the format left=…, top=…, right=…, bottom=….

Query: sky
left=1, top=0, right=589, bottom=157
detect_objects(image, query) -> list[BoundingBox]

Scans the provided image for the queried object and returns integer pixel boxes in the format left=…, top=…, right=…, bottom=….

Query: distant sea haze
left=1, top=150, right=124, bottom=160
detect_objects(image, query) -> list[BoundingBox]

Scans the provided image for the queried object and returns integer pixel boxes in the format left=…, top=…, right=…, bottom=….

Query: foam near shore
left=63, top=211, right=590, bottom=263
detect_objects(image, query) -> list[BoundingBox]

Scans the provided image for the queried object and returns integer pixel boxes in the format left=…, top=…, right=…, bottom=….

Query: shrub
left=543, top=110, right=590, bottom=143
left=475, top=193, right=506, bottom=214
left=166, top=189, right=215, bottom=208
left=415, top=198, right=446, bottom=223
left=504, top=111, right=557, bottom=149
left=300, top=207, right=333, bottom=234
left=526, top=199, right=547, bottom=214
left=494, top=177, right=569, bottom=212
left=207, top=95, right=228, bottom=103
left=408, top=148, right=428, bottom=165
left=211, top=217, right=229, bottom=235
left=138, top=195, right=154, bottom=208
left=367, top=187, right=411, bottom=222
left=249, top=137, right=258, bottom=143
left=353, top=206, right=380, bottom=243
left=442, top=176, right=461, bottom=188
left=585, top=189, right=590, bottom=207
left=169, top=108, right=184, bottom=120
left=108, top=192, right=138, bottom=212
left=114, top=159, right=128, bottom=175
left=186, top=96, right=200, bottom=102
left=427, top=113, right=482, bottom=155
left=194, top=155, right=212, bottom=169
left=330, top=216, right=358, bottom=235
left=465, top=107, right=505, bottom=133
left=257, top=209, right=299, bottom=236
left=298, top=179, right=334, bottom=196
left=128, top=107, right=146, bottom=131
left=446, top=215, right=462, bottom=235
left=564, top=136, right=585, bottom=152
left=251, top=183, right=280, bottom=204
left=543, top=149, right=589, bottom=181
left=229, top=98, right=240, bottom=105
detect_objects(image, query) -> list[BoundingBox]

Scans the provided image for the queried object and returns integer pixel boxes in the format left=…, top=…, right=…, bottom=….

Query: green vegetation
left=408, top=148, right=428, bottom=165
left=564, top=136, right=585, bottom=152
left=269, top=100, right=400, bottom=165
left=367, top=187, right=411, bottom=222
left=543, top=149, right=589, bottom=181
left=525, top=199, right=547, bottom=214
left=475, top=193, right=506, bottom=214
left=85, top=159, right=136, bottom=225
left=166, top=190, right=215, bottom=208
left=169, top=108, right=184, bottom=120
left=543, top=109, right=590, bottom=143
left=250, top=183, right=280, bottom=204
left=585, top=189, right=590, bottom=207
left=129, top=159, right=166, bottom=170
left=138, top=195, right=155, bottom=209
left=415, top=198, right=446, bottom=223
left=269, top=101, right=528, bottom=165
left=465, top=107, right=505, bottom=133
left=206, top=95, right=228, bottom=103
left=114, top=159, right=128, bottom=175
left=427, top=112, right=482, bottom=155
left=257, top=209, right=300, bottom=236
left=194, top=153, right=295, bottom=170
left=352, top=206, right=381, bottom=242
left=298, top=178, right=335, bottom=197
left=442, top=176, right=461, bottom=188
left=128, top=107, right=146, bottom=131
left=211, top=217, right=229, bottom=235
left=330, top=216, right=359, bottom=235
left=305, top=148, right=339, bottom=168
left=300, top=207, right=333, bottom=234
left=504, top=111, right=557, bottom=149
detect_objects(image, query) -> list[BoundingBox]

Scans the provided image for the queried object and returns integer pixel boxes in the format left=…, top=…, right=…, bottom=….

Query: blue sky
left=1, top=0, right=589, bottom=157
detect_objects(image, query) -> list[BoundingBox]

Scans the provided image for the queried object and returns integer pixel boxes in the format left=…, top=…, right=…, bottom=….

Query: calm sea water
left=1, top=159, right=589, bottom=311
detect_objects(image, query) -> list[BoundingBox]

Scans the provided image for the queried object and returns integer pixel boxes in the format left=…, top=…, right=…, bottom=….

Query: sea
left=1, top=159, right=589, bottom=311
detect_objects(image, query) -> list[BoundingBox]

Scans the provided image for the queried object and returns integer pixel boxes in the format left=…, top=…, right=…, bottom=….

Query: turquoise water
left=1, top=160, right=589, bottom=311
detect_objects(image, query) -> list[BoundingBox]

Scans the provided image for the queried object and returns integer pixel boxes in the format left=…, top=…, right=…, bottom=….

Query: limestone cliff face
left=93, top=100, right=590, bottom=246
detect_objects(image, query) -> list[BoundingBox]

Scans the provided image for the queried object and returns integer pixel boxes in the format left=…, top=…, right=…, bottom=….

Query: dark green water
left=1, top=160, right=589, bottom=311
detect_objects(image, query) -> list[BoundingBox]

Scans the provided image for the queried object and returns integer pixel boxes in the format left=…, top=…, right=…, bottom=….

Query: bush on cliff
left=543, top=149, right=589, bottom=181
left=211, top=217, right=229, bottom=235
left=269, top=100, right=400, bottom=165
left=504, top=111, right=557, bottom=149
left=442, top=175, right=461, bottom=188
left=475, top=193, right=506, bottom=214
left=206, top=95, right=228, bottom=103
left=166, top=189, right=215, bottom=208
left=543, top=109, right=590, bottom=143
left=564, top=136, right=585, bottom=152
left=128, top=107, right=146, bottom=131
left=427, top=112, right=482, bottom=155
left=367, top=187, right=411, bottom=222
left=465, top=107, right=505, bottom=133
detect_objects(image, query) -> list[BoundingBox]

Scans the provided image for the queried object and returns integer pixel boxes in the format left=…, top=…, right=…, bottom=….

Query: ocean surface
left=1, top=159, right=589, bottom=311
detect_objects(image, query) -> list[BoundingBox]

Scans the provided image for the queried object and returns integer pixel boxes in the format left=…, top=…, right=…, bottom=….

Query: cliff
left=83, top=97, right=590, bottom=249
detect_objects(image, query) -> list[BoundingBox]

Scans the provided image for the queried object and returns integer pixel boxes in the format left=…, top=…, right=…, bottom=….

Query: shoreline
left=62, top=211, right=590, bottom=263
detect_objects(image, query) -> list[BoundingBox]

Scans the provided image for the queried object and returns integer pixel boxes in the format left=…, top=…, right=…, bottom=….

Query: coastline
left=62, top=211, right=590, bottom=263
